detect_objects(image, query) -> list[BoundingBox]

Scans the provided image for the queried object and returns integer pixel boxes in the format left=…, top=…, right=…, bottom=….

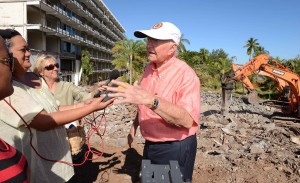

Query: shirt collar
left=151, top=57, right=177, bottom=76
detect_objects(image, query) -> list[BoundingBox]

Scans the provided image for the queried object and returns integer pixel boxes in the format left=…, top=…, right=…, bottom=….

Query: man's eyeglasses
left=44, top=63, right=59, bottom=71
left=0, top=53, right=14, bottom=71
left=147, top=38, right=170, bottom=47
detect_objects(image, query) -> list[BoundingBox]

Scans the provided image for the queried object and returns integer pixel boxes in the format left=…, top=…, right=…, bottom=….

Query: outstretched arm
left=105, top=80, right=194, bottom=128
left=29, top=96, right=114, bottom=131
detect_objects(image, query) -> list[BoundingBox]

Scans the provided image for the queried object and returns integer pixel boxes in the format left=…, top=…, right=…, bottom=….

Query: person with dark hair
left=0, top=35, right=29, bottom=182
left=0, top=29, right=114, bottom=183
left=105, top=22, right=201, bottom=182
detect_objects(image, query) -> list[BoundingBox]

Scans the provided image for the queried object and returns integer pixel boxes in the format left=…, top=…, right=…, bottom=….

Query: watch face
left=151, top=98, right=159, bottom=110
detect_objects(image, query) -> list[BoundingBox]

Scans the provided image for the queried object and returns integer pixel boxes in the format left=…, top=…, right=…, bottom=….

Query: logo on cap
left=152, top=22, right=163, bottom=29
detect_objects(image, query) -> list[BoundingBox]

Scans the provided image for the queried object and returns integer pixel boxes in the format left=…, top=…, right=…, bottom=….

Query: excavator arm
left=232, top=64, right=255, bottom=91
left=232, top=64, right=288, bottom=95
left=229, top=54, right=271, bottom=82
left=221, top=54, right=271, bottom=115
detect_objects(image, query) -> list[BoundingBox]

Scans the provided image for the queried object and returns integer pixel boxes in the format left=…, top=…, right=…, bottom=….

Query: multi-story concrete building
left=0, top=0, right=125, bottom=85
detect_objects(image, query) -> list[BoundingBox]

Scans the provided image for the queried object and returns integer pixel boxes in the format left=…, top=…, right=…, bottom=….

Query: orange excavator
left=222, top=54, right=300, bottom=118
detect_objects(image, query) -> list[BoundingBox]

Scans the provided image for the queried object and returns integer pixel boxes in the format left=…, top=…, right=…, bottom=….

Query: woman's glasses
left=0, top=53, right=14, bottom=71
left=44, top=63, right=59, bottom=70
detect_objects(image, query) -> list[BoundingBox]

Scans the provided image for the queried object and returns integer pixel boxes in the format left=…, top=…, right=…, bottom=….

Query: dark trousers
left=143, top=134, right=197, bottom=182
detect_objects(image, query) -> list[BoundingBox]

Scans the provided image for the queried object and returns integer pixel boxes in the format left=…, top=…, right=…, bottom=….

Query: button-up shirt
left=138, top=57, right=201, bottom=142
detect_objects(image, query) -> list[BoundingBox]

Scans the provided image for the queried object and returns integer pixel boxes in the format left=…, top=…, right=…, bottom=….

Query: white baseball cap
left=134, top=22, right=182, bottom=45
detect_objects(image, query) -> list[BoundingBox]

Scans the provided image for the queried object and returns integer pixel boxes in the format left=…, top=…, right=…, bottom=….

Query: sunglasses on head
left=0, top=53, right=14, bottom=71
left=44, top=63, right=59, bottom=70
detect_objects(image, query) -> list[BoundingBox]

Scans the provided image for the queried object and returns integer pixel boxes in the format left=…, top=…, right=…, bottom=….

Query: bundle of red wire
left=4, top=99, right=108, bottom=166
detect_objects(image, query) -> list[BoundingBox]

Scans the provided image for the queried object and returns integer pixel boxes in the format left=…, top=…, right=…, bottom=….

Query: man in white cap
left=106, top=22, right=200, bottom=182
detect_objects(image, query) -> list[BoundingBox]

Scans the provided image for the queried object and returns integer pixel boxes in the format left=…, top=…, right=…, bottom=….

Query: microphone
left=94, top=69, right=120, bottom=99
left=103, top=69, right=120, bottom=86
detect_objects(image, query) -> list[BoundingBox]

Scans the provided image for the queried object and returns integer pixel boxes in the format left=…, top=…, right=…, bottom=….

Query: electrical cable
left=4, top=99, right=107, bottom=166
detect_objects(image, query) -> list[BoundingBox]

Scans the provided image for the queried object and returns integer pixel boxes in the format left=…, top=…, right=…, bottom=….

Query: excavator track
left=261, top=101, right=300, bottom=121
left=271, top=112, right=300, bottom=122
left=260, top=100, right=290, bottom=109
left=271, top=115, right=300, bottom=122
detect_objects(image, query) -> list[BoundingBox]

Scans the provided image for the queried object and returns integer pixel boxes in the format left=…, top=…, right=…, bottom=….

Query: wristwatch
left=150, top=97, right=159, bottom=110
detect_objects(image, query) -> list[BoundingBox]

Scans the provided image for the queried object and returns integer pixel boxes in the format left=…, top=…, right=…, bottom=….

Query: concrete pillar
left=74, top=59, right=81, bottom=86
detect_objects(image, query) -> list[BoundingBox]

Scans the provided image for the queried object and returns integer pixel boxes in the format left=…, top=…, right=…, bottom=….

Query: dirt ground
left=68, top=91, right=300, bottom=183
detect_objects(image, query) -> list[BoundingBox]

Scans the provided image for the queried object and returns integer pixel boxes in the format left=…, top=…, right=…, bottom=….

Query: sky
left=103, top=0, right=300, bottom=64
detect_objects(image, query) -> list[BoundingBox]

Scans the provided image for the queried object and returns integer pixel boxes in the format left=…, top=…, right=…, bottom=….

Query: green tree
left=283, top=55, right=300, bottom=74
left=199, top=48, right=209, bottom=64
left=194, top=49, right=233, bottom=90
left=178, top=50, right=200, bottom=67
left=81, top=50, right=93, bottom=85
left=112, top=38, right=147, bottom=84
left=208, top=49, right=229, bottom=66
left=178, top=34, right=190, bottom=54
left=244, top=37, right=260, bottom=60
left=213, top=57, right=232, bottom=79
left=254, top=46, right=269, bottom=57
left=205, top=49, right=232, bottom=78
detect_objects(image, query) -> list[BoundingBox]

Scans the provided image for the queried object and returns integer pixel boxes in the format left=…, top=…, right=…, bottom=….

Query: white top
left=0, top=79, right=74, bottom=183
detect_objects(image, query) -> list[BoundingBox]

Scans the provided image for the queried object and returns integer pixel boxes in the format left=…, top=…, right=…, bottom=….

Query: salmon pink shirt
left=138, top=57, right=201, bottom=142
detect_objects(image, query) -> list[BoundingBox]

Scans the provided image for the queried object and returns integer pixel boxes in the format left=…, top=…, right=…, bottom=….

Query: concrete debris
left=290, top=136, right=300, bottom=145
left=82, top=91, right=300, bottom=182
left=198, top=91, right=299, bottom=182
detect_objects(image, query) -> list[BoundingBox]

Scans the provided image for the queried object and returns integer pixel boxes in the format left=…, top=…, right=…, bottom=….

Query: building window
left=63, top=41, right=71, bottom=52
left=61, top=59, right=74, bottom=72
left=71, top=44, right=76, bottom=54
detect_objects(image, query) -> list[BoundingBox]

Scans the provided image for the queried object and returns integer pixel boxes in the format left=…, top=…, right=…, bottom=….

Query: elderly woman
left=33, top=54, right=102, bottom=158
left=33, top=54, right=103, bottom=106
left=0, top=29, right=114, bottom=183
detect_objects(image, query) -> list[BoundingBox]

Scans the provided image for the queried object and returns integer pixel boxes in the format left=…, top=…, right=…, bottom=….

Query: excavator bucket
left=246, top=91, right=260, bottom=105
left=221, top=81, right=234, bottom=115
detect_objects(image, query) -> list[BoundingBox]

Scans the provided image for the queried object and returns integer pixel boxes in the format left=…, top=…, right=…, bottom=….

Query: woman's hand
left=90, top=95, right=115, bottom=111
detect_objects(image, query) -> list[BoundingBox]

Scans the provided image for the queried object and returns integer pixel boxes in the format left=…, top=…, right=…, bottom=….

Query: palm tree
left=199, top=48, right=209, bottom=64
left=243, top=37, right=260, bottom=60
left=254, top=46, right=269, bottom=57
left=284, top=56, right=300, bottom=74
left=178, top=34, right=190, bottom=53
left=112, top=38, right=146, bottom=84
left=214, top=57, right=232, bottom=79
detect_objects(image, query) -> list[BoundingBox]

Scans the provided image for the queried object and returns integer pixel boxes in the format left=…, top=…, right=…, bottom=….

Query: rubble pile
left=197, top=91, right=300, bottom=182
left=81, top=91, right=300, bottom=182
